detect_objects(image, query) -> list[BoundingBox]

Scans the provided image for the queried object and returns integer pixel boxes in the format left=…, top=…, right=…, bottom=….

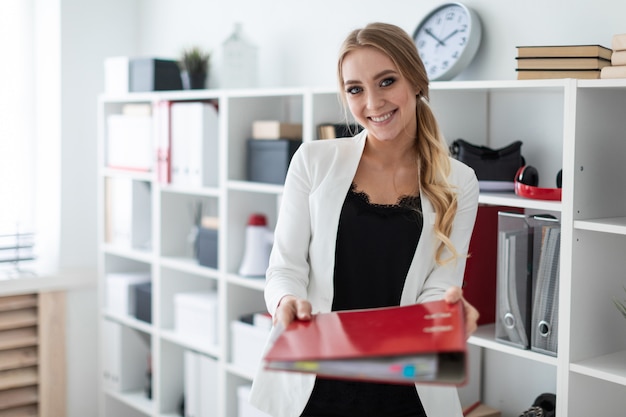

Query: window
left=0, top=1, right=37, bottom=274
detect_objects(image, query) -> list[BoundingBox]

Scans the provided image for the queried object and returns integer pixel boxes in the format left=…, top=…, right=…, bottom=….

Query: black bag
left=450, top=139, right=524, bottom=184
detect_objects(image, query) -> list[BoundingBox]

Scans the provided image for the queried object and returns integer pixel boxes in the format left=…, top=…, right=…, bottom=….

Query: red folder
left=263, top=300, right=467, bottom=385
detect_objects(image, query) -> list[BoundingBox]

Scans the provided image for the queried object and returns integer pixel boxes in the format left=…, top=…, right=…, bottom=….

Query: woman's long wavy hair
left=337, top=22, right=459, bottom=265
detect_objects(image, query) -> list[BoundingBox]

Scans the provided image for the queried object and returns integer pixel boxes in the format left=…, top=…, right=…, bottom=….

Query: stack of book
left=515, top=44, right=612, bottom=80
left=601, top=33, right=626, bottom=79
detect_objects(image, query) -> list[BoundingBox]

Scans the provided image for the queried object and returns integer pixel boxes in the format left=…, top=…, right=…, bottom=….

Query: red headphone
left=514, top=166, right=562, bottom=201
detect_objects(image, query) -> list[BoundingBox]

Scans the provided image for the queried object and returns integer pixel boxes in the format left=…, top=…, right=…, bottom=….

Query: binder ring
left=503, top=312, right=516, bottom=329
left=538, top=320, right=551, bottom=337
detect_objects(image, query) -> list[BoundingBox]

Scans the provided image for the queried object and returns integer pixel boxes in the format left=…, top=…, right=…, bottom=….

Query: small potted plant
left=179, top=46, right=211, bottom=89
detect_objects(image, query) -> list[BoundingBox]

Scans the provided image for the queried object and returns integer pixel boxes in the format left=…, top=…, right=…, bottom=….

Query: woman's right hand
left=273, top=295, right=312, bottom=329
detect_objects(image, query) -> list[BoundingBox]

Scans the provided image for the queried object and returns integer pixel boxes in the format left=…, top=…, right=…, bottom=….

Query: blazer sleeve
left=416, top=161, right=479, bottom=304
left=264, top=144, right=313, bottom=316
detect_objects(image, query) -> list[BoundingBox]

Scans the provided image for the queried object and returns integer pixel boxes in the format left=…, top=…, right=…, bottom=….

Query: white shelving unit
left=97, top=79, right=626, bottom=417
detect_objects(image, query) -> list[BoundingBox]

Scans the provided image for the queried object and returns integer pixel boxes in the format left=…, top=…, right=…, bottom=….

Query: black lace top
left=301, top=183, right=427, bottom=417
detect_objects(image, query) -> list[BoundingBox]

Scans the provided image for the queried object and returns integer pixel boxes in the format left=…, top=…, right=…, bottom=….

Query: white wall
left=131, top=0, right=626, bottom=88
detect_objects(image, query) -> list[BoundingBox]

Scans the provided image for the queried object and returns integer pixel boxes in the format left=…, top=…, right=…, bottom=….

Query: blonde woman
left=250, top=22, right=480, bottom=417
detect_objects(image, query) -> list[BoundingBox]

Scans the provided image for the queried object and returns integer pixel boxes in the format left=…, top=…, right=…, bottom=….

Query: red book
left=263, top=300, right=467, bottom=385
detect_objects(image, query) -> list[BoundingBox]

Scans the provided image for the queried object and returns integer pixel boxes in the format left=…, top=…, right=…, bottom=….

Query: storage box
left=133, top=282, right=152, bottom=324
left=495, top=211, right=533, bottom=349
left=174, top=291, right=219, bottom=346
left=129, top=58, right=182, bottom=92
left=246, top=139, right=301, bottom=184
left=197, top=227, right=218, bottom=269
left=106, top=273, right=151, bottom=317
left=237, top=384, right=271, bottom=417
left=231, top=319, right=271, bottom=374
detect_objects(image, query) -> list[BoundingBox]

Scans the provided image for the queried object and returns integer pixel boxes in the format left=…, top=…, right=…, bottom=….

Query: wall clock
left=413, top=2, right=482, bottom=81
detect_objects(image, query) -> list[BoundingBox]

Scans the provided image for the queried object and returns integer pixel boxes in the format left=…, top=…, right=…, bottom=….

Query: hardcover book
left=516, top=57, right=611, bottom=70
left=263, top=299, right=466, bottom=385
left=516, top=69, right=601, bottom=80
left=516, top=44, right=612, bottom=60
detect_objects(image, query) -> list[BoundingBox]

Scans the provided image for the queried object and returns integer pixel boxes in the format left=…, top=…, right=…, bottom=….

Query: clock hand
left=424, top=28, right=445, bottom=47
left=441, top=29, right=459, bottom=43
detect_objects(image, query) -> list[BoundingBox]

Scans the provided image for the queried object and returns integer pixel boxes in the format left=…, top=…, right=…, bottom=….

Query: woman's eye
left=346, top=86, right=362, bottom=95
left=381, top=77, right=395, bottom=87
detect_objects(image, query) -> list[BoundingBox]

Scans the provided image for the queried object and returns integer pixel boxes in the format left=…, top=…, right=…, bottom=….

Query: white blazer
left=250, top=130, right=479, bottom=417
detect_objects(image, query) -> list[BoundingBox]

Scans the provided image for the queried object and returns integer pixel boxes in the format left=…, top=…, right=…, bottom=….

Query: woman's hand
left=273, top=295, right=312, bottom=329
left=444, top=286, right=480, bottom=338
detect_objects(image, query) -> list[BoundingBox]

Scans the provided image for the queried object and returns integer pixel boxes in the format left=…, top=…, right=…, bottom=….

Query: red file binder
left=263, top=300, right=467, bottom=385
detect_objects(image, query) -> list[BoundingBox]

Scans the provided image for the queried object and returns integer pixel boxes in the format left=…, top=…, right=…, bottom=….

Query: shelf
left=478, top=192, right=562, bottom=212
left=106, top=389, right=153, bottom=415
left=225, top=362, right=255, bottom=381
left=159, top=329, right=221, bottom=358
left=104, top=311, right=153, bottom=335
left=574, top=217, right=626, bottom=235
left=468, top=324, right=558, bottom=366
left=159, top=184, right=221, bottom=198
left=102, top=244, right=154, bottom=264
left=226, top=274, right=265, bottom=291
left=227, top=180, right=284, bottom=194
left=159, top=256, right=219, bottom=280
left=102, top=168, right=154, bottom=182
left=97, top=81, right=626, bottom=417
left=570, top=350, right=626, bottom=386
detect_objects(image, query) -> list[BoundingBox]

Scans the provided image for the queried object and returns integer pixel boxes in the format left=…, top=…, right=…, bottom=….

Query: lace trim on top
left=349, top=182, right=420, bottom=210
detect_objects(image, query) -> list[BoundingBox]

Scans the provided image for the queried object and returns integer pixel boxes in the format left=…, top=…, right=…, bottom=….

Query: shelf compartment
left=159, top=256, right=219, bottom=280
left=479, top=192, right=562, bottom=212
left=570, top=349, right=626, bottom=385
left=469, top=324, right=558, bottom=366
left=226, top=273, right=265, bottom=292
left=567, top=372, right=626, bottom=415
left=574, top=217, right=626, bottom=235
left=160, top=193, right=219, bottom=260
left=159, top=329, right=220, bottom=358
left=105, top=390, right=153, bottom=416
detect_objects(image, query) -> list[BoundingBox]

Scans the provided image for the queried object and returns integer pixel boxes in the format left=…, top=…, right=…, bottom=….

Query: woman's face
left=341, top=47, right=419, bottom=145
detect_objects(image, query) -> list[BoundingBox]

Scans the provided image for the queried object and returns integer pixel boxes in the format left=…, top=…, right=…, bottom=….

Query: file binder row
left=495, top=212, right=560, bottom=356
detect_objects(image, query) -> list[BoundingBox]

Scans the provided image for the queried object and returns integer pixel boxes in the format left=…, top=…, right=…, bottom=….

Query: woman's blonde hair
left=337, top=22, right=459, bottom=264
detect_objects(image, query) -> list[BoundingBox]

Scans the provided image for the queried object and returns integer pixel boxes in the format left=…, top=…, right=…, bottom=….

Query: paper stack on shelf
left=515, top=44, right=612, bottom=80
left=601, top=33, right=626, bottom=79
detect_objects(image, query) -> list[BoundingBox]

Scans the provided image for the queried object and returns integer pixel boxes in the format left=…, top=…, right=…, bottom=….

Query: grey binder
left=530, top=221, right=561, bottom=356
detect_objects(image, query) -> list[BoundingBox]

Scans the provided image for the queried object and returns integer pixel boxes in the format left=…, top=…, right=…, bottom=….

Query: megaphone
left=238, top=213, right=274, bottom=277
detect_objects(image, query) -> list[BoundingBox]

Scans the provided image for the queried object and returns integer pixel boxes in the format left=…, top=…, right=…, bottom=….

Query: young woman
left=250, top=22, right=480, bottom=417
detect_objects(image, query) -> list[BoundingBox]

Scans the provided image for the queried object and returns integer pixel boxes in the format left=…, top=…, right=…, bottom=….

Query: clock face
left=413, top=3, right=482, bottom=81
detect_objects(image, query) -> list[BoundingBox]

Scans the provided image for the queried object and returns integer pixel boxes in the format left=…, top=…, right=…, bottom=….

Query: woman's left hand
left=444, top=286, right=479, bottom=338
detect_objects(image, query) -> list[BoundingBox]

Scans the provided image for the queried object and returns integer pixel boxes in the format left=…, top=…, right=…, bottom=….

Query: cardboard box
left=252, top=121, right=302, bottom=140
left=174, top=291, right=218, bottom=346
left=246, top=139, right=301, bottom=184
left=231, top=319, right=271, bottom=374
left=237, top=384, right=271, bottom=417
